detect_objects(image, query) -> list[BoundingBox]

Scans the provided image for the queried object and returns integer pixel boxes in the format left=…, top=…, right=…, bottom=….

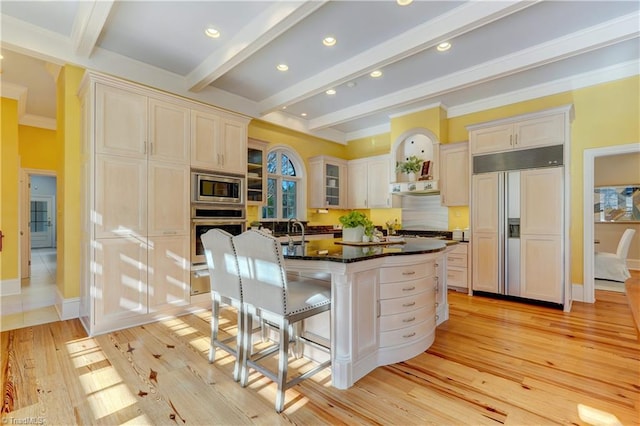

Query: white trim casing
left=55, top=287, right=80, bottom=321
left=583, top=142, right=640, bottom=304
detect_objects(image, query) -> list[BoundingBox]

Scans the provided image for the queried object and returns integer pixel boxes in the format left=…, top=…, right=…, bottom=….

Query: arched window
left=262, top=147, right=306, bottom=220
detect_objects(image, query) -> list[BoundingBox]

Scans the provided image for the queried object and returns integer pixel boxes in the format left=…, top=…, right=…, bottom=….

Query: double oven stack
left=190, top=171, right=246, bottom=295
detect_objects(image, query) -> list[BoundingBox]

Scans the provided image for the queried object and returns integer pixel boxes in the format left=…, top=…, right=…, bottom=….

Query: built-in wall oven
left=190, top=185, right=246, bottom=295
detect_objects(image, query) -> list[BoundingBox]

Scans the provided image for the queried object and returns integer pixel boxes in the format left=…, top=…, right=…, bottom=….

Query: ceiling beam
left=186, top=0, right=328, bottom=92
left=256, top=0, right=539, bottom=115
left=307, top=12, right=640, bottom=130
left=70, top=0, right=114, bottom=57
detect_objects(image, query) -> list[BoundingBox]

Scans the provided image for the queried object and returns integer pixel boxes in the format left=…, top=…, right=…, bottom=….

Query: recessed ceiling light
left=437, top=41, right=451, bottom=52
left=397, top=0, right=413, bottom=5
left=326, top=89, right=336, bottom=95
left=370, top=70, right=383, bottom=78
left=301, top=113, right=307, bottom=117
left=282, top=106, right=287, bottom=110
left=204, top=27, right=220, bottom=38
left=346, top=81, right=357, bottom=88
left=276, top=64, right=289, bottom=72
left=323, top=36, right=337, bottom=47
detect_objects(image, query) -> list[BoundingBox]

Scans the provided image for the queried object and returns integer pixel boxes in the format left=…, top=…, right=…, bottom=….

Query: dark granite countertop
left=282, top=237, right=449, bottom=263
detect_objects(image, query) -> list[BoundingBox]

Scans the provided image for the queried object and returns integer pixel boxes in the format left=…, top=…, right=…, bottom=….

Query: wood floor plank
left=2, top=289, right=639, bottom=425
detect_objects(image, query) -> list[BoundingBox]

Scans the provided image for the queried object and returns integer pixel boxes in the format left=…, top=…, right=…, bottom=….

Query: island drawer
left=379, top=290, right=432, bottom=316
left=379, top=316, right=435, bottom=348
left=379, top=262, right=433, bottom=283
left=446, top=253, right=467, bottom=268
left=379, top=275, right=435, bottom=299
left=447, top=268, right=467, bottom=287
left=379, top=305, right=435, bottom=332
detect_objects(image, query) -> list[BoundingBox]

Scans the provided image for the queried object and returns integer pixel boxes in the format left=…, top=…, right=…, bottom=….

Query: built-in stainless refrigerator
left=471, top=145, right=564, bottom=305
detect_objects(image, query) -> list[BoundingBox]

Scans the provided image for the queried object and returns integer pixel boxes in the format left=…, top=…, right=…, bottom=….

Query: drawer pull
left=402, top=286, right=416, bottom=291
left=403, top=332, right=416, bottom=338
left=435, top=302, right=439, bottom=307
left=402, top=302, right=416, bottom=307
left=436, top=314, right=440, bottom=320
left=402, top=317, right=416, bottom=323
left=402, top=271, right=416, bottom=276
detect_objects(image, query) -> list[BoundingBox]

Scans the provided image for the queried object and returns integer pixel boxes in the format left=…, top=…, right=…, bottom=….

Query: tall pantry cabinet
left=79, top=72, right=191, bottom=335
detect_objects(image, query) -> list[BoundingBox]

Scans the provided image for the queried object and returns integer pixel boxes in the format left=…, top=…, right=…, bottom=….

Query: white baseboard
left=56, top=287, right=79, bottom=320
left=572, top=283, right=586, bottom=303
left=0, top=279, right=21, bottom=296
left=628, top=259, right=639, bottom=271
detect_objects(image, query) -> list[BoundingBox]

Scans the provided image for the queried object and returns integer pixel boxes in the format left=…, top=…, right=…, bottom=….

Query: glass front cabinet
left=308, top=155, right=347, bottom=208
left=247, top=138, right=267, bottom=205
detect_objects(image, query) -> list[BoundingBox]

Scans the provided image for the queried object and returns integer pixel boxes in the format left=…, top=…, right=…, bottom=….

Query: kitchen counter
left=282, top=237, right=449, bottom=262
left=283, top=237, right=450, bottom=389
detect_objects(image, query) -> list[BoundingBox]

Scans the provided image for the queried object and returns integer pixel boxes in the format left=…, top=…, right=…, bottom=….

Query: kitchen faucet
left=287, top=218, right=305, bottom=247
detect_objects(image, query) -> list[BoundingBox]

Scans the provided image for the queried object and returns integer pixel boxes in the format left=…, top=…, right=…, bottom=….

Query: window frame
left=261, top=145, right=307, bottom=221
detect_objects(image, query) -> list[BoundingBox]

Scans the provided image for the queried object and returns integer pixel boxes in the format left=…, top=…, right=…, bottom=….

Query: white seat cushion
left=286, top=279, right=331, bottom=316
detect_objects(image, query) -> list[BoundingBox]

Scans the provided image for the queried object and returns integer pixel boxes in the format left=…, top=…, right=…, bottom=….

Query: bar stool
left=233, top=230, right=331, bottom=413
left=201, top=229, right=243, bottom=381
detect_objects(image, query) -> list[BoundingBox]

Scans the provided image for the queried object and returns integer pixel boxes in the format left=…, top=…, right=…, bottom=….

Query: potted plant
left=339, top=211, right=373, bottom=242
left=396, top=155, right=423, bottom=181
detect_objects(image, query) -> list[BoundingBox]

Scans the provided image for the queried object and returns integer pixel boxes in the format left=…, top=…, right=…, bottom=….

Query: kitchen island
left=282, top=237, right=450, bottom=389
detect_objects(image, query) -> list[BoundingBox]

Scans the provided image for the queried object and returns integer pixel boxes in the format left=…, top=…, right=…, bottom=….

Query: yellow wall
left=345, top=133, right=391, bottom=160
left=1, top=98, right=20, bottom=283
left=19, top=126, right=57, bottom=170
left=56, top=65, right=84, bottom=298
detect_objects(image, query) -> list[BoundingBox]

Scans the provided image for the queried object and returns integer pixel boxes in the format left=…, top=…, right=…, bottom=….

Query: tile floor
left=1, top=248, right=59, bottom=332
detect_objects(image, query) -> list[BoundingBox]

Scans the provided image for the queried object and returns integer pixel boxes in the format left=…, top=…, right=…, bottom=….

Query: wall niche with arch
left=391, top=128, right=440, bottom=183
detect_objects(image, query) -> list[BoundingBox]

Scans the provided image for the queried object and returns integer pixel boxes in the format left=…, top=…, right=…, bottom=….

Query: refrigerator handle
left=498, top=172, right=505, bottom=295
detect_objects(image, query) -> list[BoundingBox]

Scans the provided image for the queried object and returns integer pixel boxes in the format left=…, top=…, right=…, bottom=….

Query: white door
left=30, top=196, right=54, bottom=248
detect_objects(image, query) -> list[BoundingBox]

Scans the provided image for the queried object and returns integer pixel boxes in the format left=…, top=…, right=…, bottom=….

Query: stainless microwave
left=192, top=172, right=244, bottom=204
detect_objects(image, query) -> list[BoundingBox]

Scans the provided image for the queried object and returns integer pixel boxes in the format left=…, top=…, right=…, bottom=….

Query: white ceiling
left=1, top=0, right=638, bottom=143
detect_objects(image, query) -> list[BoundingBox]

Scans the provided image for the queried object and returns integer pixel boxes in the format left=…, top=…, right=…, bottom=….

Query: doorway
left=583, top=143, right=640, bottom=303
left=20, top=170, right=57, bottom=281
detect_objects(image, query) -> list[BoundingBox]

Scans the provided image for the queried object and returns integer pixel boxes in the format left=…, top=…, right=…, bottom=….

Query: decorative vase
left=342, top=225, right=364, bottom=242
left=407, top=172, right=416, bottom=182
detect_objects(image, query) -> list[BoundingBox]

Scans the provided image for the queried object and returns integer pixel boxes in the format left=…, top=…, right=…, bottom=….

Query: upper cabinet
left=191, top=109, right=249, bottom=174
left=439, top=142, right=469, bottom=206
left=469, top=110, right=566, bottom=155
left=309, top=156, right=347, bottom=209
left=348, top=155, right=391, bottom=209
left=247, top=138, right=267, bottom=205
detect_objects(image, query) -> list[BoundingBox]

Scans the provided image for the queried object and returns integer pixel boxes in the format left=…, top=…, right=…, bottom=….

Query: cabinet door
left=347, top=161, right=368, bottom=208
left=95, top=238, right=147, bottom=324
left=148, top=162, right=190, bottom=236
left=440, top=143, right=469, bottom=206
left=148, top=235, right=190, bottom=311
left=472, top=233, right=500, bottom=293
left=470, top=123, right=513, bottom=155
left=367, top=158, right=390, bottom=208
left=521, top=167, right=563, bottom=235
left=520, top=235, right=562, bottom=303
left=472, top=173, right=499, bottom=233
left=515, top=113, right=565, bottom=150
left=247, top=140, right=267, bottom=205
left=95, top=155, right=147, bottom=238
left=219, top=117, right=247, bottom=175
left=191, top=110, right=219, bottom=169
left=472, top=173, right=500, bottom=293
left=96, top=84, right=147, bottom=158
left=324, top=162, right=344, bottom=208
left=354, top=269, right=378, bottom=361
left=149, top=98, right=190, bottom=164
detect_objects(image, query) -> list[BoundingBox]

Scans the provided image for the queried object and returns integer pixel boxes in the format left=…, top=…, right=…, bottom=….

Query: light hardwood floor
left=2, top=289, right=638, bottom=425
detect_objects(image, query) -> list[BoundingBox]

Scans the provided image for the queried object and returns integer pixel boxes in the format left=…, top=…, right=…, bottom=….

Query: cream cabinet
left=80, top=73, right=196, bottom=335
left=439, top=142, right=469, bottom=206
left=378, top=261, right=437, bottom=349
left=308, top=156, right=347, bottom=208
left=347, top=155, right=391, bottom=209
left=470, top=110, right=565, bottom=155
left=471, top=172, right=500, bottom=294
left=247, top=139, right=267, bottom=205
left=191, top=109, right=249, bottom=174
left=445, top=243, right=469, bottom=291
left=519, top=167, right=563, bottom=303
